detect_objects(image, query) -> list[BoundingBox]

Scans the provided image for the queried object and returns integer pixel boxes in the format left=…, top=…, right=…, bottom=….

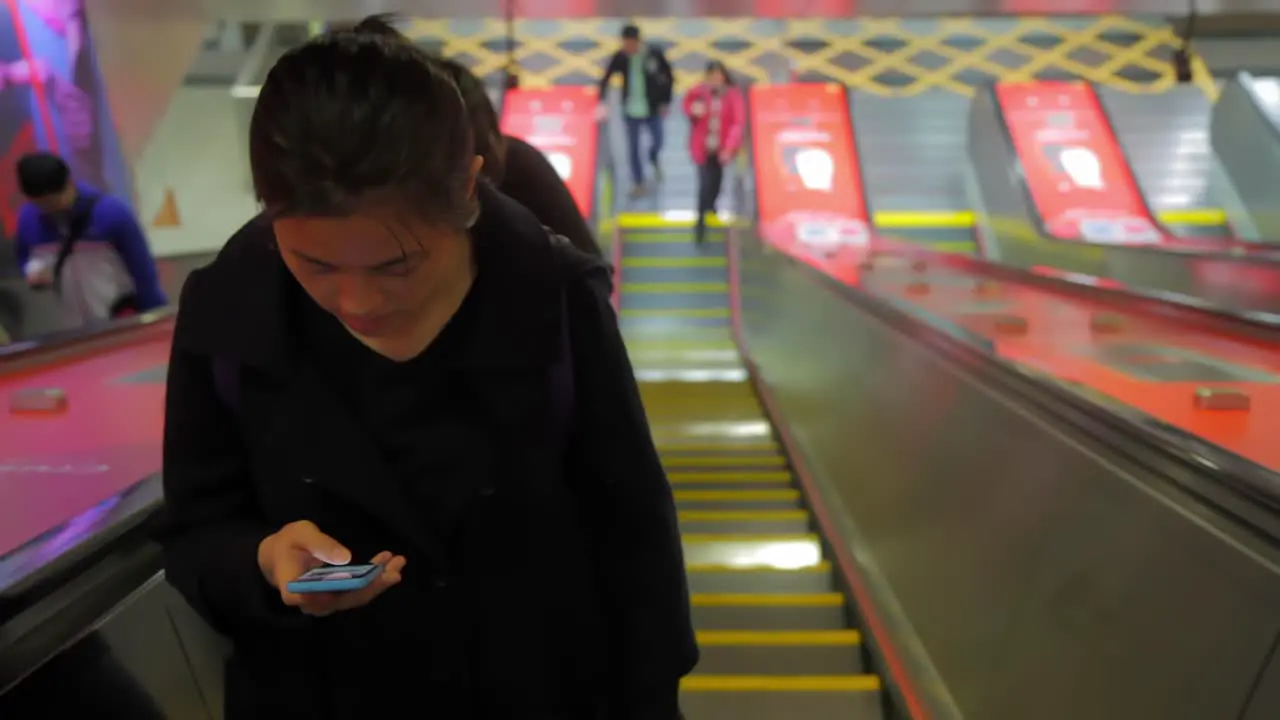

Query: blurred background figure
left=683, top=61, right=744, bottom=243
left=597, top=22, right=673, bottom=199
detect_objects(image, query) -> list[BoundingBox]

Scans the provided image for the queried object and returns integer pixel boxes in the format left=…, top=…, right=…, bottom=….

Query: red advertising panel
left=748, top=83, right=868, bottom=283
left=500, top=86, right=599, bottom=219
left=996, top=81, right=1161, bottom=245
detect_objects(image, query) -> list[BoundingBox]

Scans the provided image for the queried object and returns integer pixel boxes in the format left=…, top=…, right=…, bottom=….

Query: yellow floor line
left=687, top=560, right=831, bottom=574
left=623, top=257, right=726, bottom=268
left=697, top=629, right=862, bottom=645
left=623, top=282, right=728, bottom=293
left=691, top=592, right=845, bottom=607
left=681, top=675, right=882, bottom=692
left=675, top=489, right=799, bottom=501
left=664, top=456, right=787, bottom=468
left=620, top=308, right=730, bottom=318
left=678, top=509, right=808, bottom=521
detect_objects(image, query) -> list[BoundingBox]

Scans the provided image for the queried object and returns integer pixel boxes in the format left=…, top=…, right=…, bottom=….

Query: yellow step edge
left=678, top=509, right=807, bottom=521
left=668, top=471, right=792, bottom=483
left=622, top=257, right=727, bottom=268
left=621, top=308, right=730, bottom=318
left=687, top=560, right=831, bottom=574
left=664, top=457, right=787, bottom=468
left=683, top=532, right=818, bottom=543
left=623, top=282, right=728, bottom=293
left=697, top=629, right=862, bottom=646
left=674, top=490, right=799, bottom=501
left=658, top=442, right=778, bottom=453
left=691, top=592, right=845, bottom=607
left=681, top=675, right=882, bottom=692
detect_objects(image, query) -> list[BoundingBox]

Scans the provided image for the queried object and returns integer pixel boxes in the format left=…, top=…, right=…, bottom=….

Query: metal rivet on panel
left=1193, top=387, right=1251, bottom=411
left=906, top=281, right=930, bottom=295
left=973, top=280, right=999, bottom=297
left=993, top=314, right=1029, bottom=335
left=910, top=259, right=929, bottom=273
left=1090, top=312, right=1124, bottom=334
left=9, top=387, right=68, bottom=415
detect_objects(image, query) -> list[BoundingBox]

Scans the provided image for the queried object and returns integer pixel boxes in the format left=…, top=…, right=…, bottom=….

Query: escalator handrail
left=871, top=234, right=1280, bottom=336
left=0, top=308, right=175, bottom=366
left=746, top=227, right=1280, bottom=543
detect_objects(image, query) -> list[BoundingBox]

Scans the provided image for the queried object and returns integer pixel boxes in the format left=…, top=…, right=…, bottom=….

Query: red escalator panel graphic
left=748, top=82, right=867, bottom=284
left=500, top=86, right=599, bottom=219
left=996, top=80, right=1160, bottom=245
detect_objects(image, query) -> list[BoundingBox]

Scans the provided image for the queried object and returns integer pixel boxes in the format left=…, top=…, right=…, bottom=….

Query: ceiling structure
left=90, top=0, right=1270, bottom=21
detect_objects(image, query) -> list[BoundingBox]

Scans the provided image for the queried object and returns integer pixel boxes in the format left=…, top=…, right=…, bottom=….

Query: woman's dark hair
left=705, top=60, right=733, bottom=86
left=430, top=57, right=507, bottom=184
left=248, top=15, right=475, bottom=227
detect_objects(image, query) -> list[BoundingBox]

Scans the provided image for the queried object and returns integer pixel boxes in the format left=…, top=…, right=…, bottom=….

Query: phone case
left=286, top=564, right=384, bottom=594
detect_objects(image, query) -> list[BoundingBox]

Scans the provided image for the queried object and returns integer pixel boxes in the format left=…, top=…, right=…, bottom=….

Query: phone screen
left=292, top=564, right=380, bottom=583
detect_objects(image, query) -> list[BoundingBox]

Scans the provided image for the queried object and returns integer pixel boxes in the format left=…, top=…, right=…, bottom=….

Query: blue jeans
left=624, top=115, right=665, bottom=186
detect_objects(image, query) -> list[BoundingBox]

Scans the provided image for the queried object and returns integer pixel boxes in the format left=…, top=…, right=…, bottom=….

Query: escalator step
left=687, top=563, right=834, bottom=594
left=657, top=442, right=779, bottom=453
left=683, top=533, right=822, bottom=568
left=691, top=593, right=848, bottom=630
left=679, top=510, right=809, bottom=534
left=675, top=489, right=800, bottom=510
left=680, top=676, right=882, bottom=719
left=695, top=630, right=864, bottom=675
left=664, top=456, right=788, bottom=469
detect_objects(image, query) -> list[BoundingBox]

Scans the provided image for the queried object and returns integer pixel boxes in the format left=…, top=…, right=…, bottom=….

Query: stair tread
left=682, top=675, right=881, bottom=692
left=697, top=629, right=862, bottom=645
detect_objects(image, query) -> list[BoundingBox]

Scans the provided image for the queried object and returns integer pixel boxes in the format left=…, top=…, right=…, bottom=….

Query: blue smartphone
left=286, top=563, right=383, bottom=594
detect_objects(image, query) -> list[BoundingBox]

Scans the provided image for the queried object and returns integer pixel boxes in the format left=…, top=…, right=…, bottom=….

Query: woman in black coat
left=160, top=18, right=695, bottom=720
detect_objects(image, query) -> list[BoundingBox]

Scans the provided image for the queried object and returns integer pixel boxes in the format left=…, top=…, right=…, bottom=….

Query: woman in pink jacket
left=683, top=61, right=745, bottom=243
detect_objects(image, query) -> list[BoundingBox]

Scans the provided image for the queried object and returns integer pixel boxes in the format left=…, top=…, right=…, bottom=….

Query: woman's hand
left=258, top=520, right=407, bottom=617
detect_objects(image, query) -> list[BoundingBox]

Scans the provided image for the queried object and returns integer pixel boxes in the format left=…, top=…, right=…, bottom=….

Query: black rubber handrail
left=753, top=231, right=1280, bottom=544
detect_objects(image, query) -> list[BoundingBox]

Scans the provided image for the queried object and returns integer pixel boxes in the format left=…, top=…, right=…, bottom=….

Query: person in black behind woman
left=353, top=14, right=602, bottom=258
left=159, top=16, right=695, bottom=720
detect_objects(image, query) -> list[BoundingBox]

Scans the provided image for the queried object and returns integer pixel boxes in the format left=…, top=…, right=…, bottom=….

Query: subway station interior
left=5, top=0, right=1280, bottom=718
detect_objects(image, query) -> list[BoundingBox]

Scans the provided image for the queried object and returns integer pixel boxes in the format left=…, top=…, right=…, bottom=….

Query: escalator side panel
left=0, top=572, right=228, bottom=719
left=1212, top=75, right=1280, bottom=242
left=735, top=229, right=1280, bottom=720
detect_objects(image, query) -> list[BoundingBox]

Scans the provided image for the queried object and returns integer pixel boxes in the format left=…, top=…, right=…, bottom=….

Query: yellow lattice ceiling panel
left=401, top=15, right=1212, bottom=97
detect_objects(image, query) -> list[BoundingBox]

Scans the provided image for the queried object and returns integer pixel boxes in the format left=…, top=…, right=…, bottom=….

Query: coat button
left=479, top=485, right=495, bottom=497
left=301, top=477, right=315, bottom=484
left=433, top=578, right=449, bottom=589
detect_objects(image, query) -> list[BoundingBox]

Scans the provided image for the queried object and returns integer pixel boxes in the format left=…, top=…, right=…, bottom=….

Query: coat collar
left=174, top=183, right=562, bottom=377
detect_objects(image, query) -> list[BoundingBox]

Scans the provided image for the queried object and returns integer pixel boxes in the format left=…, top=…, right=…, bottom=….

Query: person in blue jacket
left=13, top=151, right=165, bottom=326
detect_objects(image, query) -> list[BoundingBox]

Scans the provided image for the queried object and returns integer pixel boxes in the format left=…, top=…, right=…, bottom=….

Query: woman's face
left=273, top=158, right=482, bottom=348
left=706, top=68, right=726, bottom=88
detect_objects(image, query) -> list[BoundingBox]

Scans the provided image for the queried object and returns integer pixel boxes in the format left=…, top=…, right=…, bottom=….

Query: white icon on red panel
left=794, top=147, right=834, bottom=192
left=547, top=152, right=572, bottom=180
left=1059, top=146, right=1104, bottom=190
